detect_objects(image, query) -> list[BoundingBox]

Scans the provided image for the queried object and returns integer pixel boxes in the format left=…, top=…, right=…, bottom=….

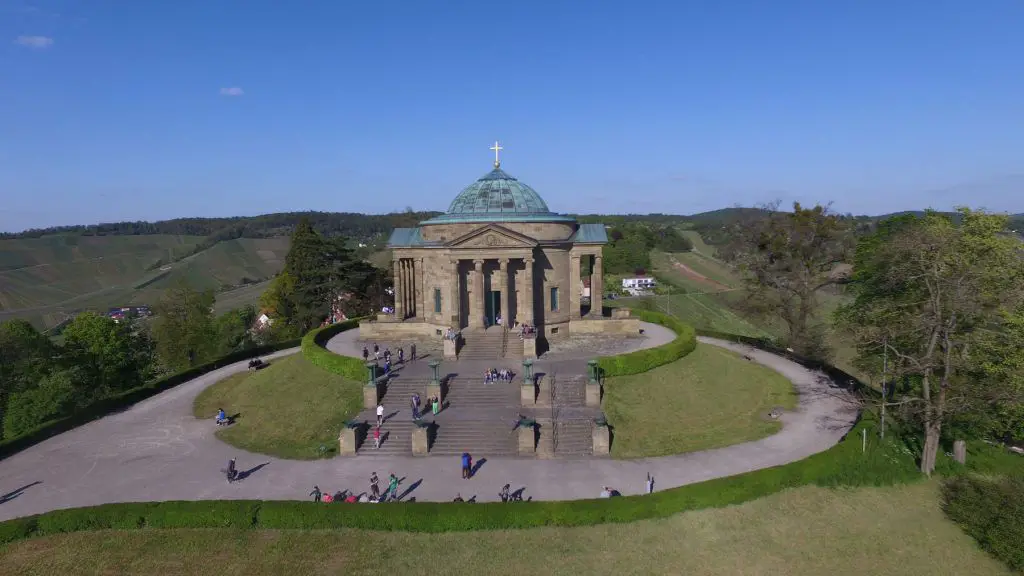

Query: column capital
left=498, top=257, right=509, bottom=266
left=473, top=259, right=485, bottom=267
left=524, top=257, right=534, bottom=265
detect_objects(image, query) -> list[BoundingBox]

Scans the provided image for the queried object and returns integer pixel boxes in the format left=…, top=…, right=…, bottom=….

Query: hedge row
left=0, top=413, right=921, bottom=544
left=693, top=327, right=871, bottom=396
left=0, top=338, right=302, bottom=461
left=942, top=474, right=1024, bottom=571
left=597, top=309, right=697, bottom=377
left=300, top=318, right=367, bottom=382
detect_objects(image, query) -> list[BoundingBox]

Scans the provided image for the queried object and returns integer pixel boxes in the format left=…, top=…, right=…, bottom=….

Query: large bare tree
left=836, top=209, right=1024, bottom=475
left=722, top=202, right=854, bottom=359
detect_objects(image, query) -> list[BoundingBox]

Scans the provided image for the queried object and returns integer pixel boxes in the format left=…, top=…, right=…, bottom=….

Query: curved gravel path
left=0, top=336, right=857, bottom=521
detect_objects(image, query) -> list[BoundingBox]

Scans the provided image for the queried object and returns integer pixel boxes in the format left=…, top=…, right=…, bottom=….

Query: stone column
left=469, top=259, right=485, bottom=328
left=569, top=254, right=582, bottom=320
left=417, top=257, right=426, bottom=320
left=522, top=256, right=534, bottom=324
left=499, top=258, right=510, bottom=326
left=405, top=259, right=413, bottom=318
left=448, top=259, right=460, bottom=326
left=589, top=254, right=604, bottom=318
left=392, top=258, right=405, bottom=319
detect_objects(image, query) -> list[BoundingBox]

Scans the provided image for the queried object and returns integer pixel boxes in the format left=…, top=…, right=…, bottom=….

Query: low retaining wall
left=359, top=320, right=446, bottom=340
left=570, top=318, right=641, bottom=335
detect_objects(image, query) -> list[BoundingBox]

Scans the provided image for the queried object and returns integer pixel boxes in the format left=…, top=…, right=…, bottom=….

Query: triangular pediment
left=445, top=224, right=539, bottom=249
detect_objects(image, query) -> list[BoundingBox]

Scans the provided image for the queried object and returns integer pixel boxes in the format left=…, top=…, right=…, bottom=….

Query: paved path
left=0, top=336, right=857, bottom=521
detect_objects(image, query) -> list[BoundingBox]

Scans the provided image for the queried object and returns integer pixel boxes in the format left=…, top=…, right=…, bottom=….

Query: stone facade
left=360, top=162, right=608, bottom=343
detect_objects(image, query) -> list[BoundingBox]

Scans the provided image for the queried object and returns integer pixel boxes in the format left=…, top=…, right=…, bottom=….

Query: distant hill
left=2, top=206, right=1020, bottom=329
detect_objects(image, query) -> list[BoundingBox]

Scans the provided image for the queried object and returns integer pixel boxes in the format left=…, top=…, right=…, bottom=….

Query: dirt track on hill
left=672, top=259, right=731, bottom=291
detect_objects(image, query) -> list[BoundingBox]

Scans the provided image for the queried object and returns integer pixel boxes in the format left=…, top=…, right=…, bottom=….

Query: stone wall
left=569, top=318, right=641, bottom=335
left=359, top=320, right=446, bottom=340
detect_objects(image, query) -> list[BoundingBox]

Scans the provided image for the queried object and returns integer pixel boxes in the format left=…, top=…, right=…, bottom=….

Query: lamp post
left=587, top=359, right=599, bottom=383
left=365, top=362, right=378, bottom=386
left=522, top=359, right=534, bottom=382
left=428, top=359, right=442, bottom=386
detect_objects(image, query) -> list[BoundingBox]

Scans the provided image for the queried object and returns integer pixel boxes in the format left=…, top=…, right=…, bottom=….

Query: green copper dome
left=422, top=166, right=575, bottom=224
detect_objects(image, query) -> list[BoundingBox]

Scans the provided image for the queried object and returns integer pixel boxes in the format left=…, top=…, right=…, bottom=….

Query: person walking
left=373, top=425, right=381, bottom=449
left=370, top=472, right=380, bottom=501
left=432, top=396, right=439, bottom=415
left=410, top=343, right=417, bottom=362
left=310, top=485, right=322, bottom=503
left=384, top=348, right=391, bottom=363
left=411, top=394, right=420, bottom=421
left=362, top=346, right=369, bottom=361
left=461, top=452, right=472, bottom=479
left=373, top=343, right=380, bottom=360
left=398, top=347, right=404, bottom=364
left=376, top=404, right=385, bottom=427
left=388, top=473, right=400, bottom=501
left=645, top=473, right=655, bottom=494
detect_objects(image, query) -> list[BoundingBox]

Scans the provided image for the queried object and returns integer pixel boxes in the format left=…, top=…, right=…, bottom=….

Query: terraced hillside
left=0, top=235, right=290, bottom=328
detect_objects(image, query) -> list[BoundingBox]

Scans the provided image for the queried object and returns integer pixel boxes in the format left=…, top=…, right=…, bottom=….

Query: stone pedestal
left=523, top=337, right=537, bottom=358
left=443, top=338, right=457, bottom=360
left=953, top=439, right=967, bottom=464
left=611, top=308, right=631, bottom=319
left=338, top=427, right=357, bottom=456
left=592, top=424, right=610, bottom=456
left=412, top=427, right=429, bottom=456
left=363, top=385, right=378, bottom=410
left=585, top=382, right=601, bottom=407
left=518, top=425, right=536, bottom=455
left=427, top=382, right=443, bottom=407
left=536, top=375, right=551, bottom=407
left=520, top=381, right=536, bottom=406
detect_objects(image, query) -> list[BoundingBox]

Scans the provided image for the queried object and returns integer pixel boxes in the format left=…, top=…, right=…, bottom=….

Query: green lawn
left=603, top=343, right=798, bottom=458
left=193, top=354, right=363, bottom=459
left=0, top=482, right=1009, bottom=576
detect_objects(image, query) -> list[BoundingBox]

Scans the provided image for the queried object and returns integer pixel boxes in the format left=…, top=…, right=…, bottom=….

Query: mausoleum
left=360, top=144, right=621, bottom=352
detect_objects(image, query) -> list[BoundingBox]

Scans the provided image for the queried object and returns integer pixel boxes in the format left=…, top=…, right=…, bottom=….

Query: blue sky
left=2, top=0, right=1023, bottom=232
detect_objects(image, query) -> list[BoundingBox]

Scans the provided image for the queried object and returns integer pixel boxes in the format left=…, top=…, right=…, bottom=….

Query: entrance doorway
left=485, top=290, right=501, bottom=327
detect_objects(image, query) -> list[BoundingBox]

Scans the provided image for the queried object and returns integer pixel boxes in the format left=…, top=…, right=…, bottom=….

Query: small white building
left=622, top=277, right=656, bottom=289
left=622, top=277, right=656, bottom=296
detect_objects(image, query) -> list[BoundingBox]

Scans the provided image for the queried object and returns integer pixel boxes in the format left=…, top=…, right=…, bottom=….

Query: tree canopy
left=836, top=208, right=1024, bottom=474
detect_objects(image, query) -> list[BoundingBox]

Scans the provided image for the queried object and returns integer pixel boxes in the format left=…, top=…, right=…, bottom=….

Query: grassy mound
left=0, top=483, right=1009, bottom=576
left=193, top=354, right=362, bottom=459
left=604, top=343, right=797, bottom=458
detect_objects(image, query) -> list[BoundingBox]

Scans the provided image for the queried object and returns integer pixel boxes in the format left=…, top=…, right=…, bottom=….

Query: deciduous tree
left=722, top=202, right=854, bottom=359
left=152, top=282, right=216, bottom=371
left=837, top=209, right=1024, bottom=474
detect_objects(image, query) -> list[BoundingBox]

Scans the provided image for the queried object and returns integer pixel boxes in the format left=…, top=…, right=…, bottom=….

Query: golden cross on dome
left=490, top=140, right=503, bottom=168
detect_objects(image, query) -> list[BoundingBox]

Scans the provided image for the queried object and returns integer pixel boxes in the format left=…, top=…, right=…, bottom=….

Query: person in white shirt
left=376, top=404, right=384, bottom=427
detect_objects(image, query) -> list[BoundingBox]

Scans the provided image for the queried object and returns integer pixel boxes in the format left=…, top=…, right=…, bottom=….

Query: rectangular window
left=434, top=288, right=442, bottom=313
left=550, top=287, right=559, bottom=311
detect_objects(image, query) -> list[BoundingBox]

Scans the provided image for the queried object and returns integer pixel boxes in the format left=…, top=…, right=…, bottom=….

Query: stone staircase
left=457, top=328, right=506, bottom=360
left=554, top=419, right=594, bottom=457
left=430, top=374, right=520, bottom=456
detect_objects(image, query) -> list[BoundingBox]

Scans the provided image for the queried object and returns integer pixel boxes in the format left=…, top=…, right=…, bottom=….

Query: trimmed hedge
left=0, top=338, right=302, bottom=461
left=597, top=309, right=697, bottom=377
left=942, top=474, right=1024, bottom=572
left=693, top=328, right=871, bottom=396
left=300, top=318, right=367, bottom=381
left=0, top=414, right=924, bottom=544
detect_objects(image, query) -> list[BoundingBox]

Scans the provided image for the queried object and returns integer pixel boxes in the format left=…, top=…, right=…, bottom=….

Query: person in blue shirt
left=461, top=452, right=472, bottom=479
left=216, top=408, right=227, bottom=425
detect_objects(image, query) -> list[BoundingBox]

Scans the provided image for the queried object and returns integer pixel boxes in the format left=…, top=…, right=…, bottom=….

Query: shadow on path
left=0, top=481, right=42, bottom=505
left=237, top=462, right=270, bottom=481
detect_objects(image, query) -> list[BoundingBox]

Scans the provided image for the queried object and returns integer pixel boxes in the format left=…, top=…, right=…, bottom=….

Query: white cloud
left=14, top=35, right=54, bottom=48
left=219, top=87, right=244, bottom=96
